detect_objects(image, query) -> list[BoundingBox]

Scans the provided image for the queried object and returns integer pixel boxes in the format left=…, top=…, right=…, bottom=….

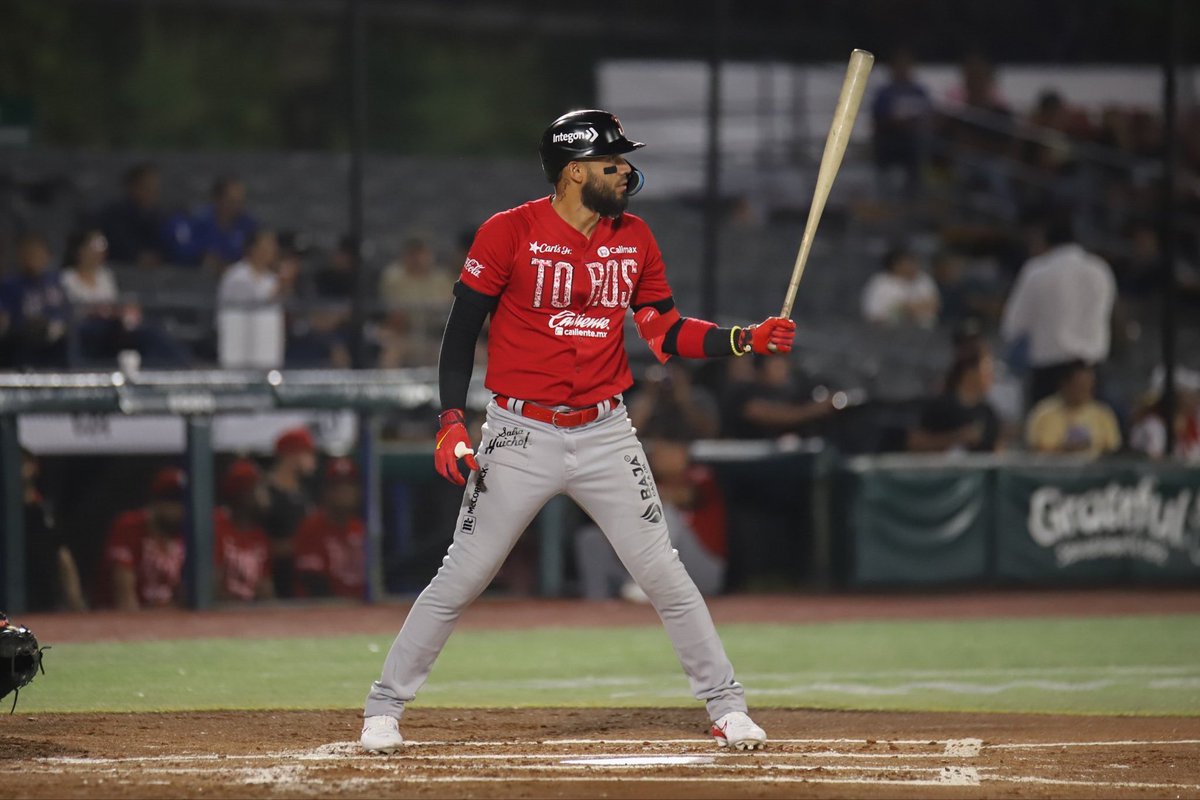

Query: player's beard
left=581, top=172, right=629, bottom=218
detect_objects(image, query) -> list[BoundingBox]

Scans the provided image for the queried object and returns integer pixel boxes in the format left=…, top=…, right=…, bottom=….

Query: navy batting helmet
left=539, top=109, right=646, bottom=195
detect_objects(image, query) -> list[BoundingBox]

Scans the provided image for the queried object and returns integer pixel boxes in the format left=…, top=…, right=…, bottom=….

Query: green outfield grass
left=16, top=614, right=1200, bottom=716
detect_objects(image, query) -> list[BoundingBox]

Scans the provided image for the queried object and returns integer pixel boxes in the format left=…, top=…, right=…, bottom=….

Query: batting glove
left=434, top=409, right=478, bottom=486
left=736, top=317, right=796, bottom=355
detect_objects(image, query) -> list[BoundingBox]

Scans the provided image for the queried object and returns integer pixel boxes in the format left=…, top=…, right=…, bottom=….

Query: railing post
left=0, top=416, right=25, bottom=615
left=185, top=415, right=215, bottom=610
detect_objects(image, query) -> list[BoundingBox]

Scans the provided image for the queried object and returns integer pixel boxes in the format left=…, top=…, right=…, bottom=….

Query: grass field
left=20, top=613, right=1200, bottom=716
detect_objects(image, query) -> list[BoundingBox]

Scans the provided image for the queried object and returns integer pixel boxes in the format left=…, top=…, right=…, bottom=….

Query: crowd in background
left=7, top=49, right=1200, bottom=610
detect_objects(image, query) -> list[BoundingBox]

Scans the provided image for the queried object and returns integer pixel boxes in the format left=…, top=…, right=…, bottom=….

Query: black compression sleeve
left=662, top=323, right=746, bottom=357
left=438, top=282, right=496, bottom=410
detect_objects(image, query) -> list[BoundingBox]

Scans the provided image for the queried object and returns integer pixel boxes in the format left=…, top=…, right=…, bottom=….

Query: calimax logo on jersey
left=529, top=241, right=572, bottom=256
left=551, top=127, right=599, bottom=144
left=548, top=311, right=611, bottom=338
left=596, top=245, right=638, bottom=258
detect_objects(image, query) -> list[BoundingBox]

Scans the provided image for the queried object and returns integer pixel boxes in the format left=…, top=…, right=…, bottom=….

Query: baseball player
left=361, top=109, right=795, bottom=753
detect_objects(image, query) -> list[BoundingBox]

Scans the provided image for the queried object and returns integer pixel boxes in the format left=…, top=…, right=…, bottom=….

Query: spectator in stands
left=214, top=458, right=274, bottom=602
left=628, top=361, right=720, bottom=440
left=100, top=467, right=187, bottom=610
left=1129, top=366, right=1200, bottom=462
left=217, top=228, right=295, bottom=368
left=0, top=232, right=70, bottom=368
left=289, top=233, right=353, bottom=368
left=720, top=356, right=840, bottom=440
left=62, top=229, right=190, bottom=367
left=1114, top=219, right=1200, bottom=315
left=191, top=176, right=258, bottom=269
left=99, top=162, right=166, bottom=267
left=907, top=340, right=1002, bottom=453
left=861, top=245, right=940, bottom=329
left=1025, top=360, right=1121, bottom=457
left=931, top=249, right=1001, bottom=328
left=22, top=449, right=87, bottom=612
left=575, top=439, right=726, bottom=602
left=378, top=235, right=455, bottom=368
left=313, top=234, right=359, bottom=300
left=1001, top=211, right=1116, bottom=408
left=293, top=457, right=366, bottom=600
left=871, top=47, right=934, bottom=196
left=262, top=427, right=318, bottom=599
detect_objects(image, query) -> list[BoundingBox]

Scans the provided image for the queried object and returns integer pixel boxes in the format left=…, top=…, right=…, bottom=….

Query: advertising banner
left=847, top=465, right=989, bottom=585
left=995, top=463, right=1200, bottom=582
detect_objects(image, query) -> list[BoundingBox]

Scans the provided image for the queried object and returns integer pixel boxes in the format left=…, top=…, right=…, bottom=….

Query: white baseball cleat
left=361, top=715, right=404, bottom=753
left=710, top=711, right=767, bottom=750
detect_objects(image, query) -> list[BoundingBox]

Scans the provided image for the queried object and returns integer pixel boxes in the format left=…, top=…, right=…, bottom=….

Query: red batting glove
left=434, top=409, right=479, bottom=486
left=738, top=317, right=796, bottom=354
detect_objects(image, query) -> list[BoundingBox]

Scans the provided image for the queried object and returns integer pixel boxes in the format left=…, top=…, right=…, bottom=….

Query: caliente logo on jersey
left=548, top=310, right=611, bottom=338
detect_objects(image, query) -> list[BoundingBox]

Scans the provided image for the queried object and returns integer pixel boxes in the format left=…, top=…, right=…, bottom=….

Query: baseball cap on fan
left=538, top=109, right=646, bottom=194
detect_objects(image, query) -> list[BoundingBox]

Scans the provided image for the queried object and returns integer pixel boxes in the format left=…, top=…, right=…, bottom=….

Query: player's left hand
left=741, top=317, right=796, bottom=355
left=434, top=409, right=479, bottom=486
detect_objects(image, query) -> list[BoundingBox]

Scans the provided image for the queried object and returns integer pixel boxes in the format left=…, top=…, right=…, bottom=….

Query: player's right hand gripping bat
left=780, top=49, right=874, bottom=319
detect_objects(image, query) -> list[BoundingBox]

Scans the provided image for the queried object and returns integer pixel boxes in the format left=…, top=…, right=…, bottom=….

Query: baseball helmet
left=539, top=109, right=646, bottom=195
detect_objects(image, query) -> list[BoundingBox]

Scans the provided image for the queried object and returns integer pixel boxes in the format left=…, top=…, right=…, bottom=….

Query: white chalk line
left=34, top=736, right=1200, bottom=767
left=29, top=735, right=1200, bottom=793
left=989, top=738, right=1200, bottom=749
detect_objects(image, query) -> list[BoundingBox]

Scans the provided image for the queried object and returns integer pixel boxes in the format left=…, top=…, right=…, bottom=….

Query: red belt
left=496, top=395, right=620, bottom=428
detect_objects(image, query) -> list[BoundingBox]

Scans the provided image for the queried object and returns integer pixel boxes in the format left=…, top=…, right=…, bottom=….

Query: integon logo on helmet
left=552, top=127, right=599, bottom=144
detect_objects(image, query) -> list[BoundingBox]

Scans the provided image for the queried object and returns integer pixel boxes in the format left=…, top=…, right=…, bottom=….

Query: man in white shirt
left=1000, top=213, right=1115, bottom=407
left=861, top=245, right=940, bottom=328
left=217, top=229, right=293, bottom=368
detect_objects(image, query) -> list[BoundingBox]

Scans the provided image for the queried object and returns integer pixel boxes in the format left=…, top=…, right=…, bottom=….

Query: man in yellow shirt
left=1026, top=360, right=1121, bottom=457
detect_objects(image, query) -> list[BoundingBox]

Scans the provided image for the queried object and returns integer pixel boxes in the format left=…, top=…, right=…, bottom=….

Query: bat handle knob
left=454, top=442, right=473, bottom=459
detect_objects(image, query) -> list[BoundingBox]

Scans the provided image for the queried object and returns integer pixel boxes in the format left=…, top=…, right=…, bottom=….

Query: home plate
left=561, top=756, right=716, bottom=766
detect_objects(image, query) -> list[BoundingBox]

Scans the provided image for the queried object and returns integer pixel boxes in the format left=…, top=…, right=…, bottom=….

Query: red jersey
left=213, top=508, right=272, bottom=602
left=292, top=509, right=365, bottom=599
left=460, top=196, right=673, bottom=406
left=101, top=510, right=185, bottom=608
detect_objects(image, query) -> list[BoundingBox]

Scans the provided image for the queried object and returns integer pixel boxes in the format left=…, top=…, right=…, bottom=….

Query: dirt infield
left=6, top=707, right=1200, bottom=799
left=10, top=589, right=1200, bottom=798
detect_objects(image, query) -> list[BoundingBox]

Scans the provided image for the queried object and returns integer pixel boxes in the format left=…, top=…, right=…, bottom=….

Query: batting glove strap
left=434, top=408, right=478, bottom=487
left=744, top=317, right=796, bottom=355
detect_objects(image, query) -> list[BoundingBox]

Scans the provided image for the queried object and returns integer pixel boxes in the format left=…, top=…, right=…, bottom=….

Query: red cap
left=275, top=427, right=316, bottom=457
left=323, top=456, right=360, bottom=484
left=221, top=458, right=262, bottom=500
left=151, top=467, right=187, bottom=500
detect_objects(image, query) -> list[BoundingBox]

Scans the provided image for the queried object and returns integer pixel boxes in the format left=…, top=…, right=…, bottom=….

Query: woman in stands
left=62, top=229, right=191, bottom=367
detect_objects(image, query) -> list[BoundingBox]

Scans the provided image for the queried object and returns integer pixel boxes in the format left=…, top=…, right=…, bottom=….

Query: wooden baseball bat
left=779, top=49, right=875, bottom=319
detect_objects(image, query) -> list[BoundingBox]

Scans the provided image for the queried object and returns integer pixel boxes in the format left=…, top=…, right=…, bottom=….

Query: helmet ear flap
left=626, top=163, right=645, bottom=196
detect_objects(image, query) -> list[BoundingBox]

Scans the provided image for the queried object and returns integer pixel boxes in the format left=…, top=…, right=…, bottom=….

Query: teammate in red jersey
left=363, top=109, right=794, bottom=753
left=293, top=457, right=366, bottom=600
left=213, top=458, right=274, bottom=602
left=100, top=467, right=187, bottom=610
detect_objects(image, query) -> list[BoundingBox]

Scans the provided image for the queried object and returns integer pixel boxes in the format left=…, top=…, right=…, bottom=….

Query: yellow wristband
left=730, top=325, right=745, bottom=357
